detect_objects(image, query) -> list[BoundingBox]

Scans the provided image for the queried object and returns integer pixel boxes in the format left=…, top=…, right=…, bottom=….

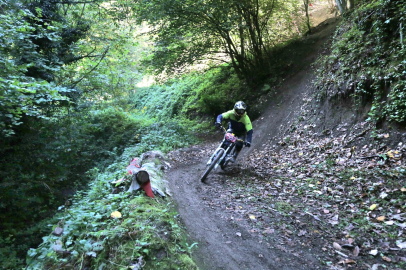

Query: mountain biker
left=215, top=101, right=253, bottom=162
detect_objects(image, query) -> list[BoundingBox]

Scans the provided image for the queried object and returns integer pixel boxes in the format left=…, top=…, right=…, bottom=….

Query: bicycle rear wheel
left=200, top=149, right=224, bottom=182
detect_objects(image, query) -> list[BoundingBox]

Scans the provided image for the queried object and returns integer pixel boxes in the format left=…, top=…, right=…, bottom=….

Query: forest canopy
left=124, top=0, right=306, bottom=84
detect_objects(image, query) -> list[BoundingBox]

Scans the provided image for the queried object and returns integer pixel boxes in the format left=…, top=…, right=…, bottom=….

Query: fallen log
left=112, top=151, right=170, bottom=198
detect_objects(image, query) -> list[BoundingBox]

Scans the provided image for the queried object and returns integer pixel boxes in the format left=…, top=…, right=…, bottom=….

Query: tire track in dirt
left=166, top=159, right=319, bottom=270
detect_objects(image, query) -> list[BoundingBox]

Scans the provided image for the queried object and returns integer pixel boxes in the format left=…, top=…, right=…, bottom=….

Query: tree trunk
left=135, top=170, right=149, bottom=185
left=335, top=0, right=347, bottom=14
left=348, top=0, right=355, bottom=9
left=303, top=0, right=311, bottom=33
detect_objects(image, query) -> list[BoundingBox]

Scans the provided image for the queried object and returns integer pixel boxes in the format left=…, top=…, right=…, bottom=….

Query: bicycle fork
left=206, top=147, right=228, bottom=169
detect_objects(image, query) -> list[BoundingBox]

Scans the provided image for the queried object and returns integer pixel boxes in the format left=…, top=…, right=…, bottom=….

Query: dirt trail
left=166, top=19, right=340, bottom=270
left=166, top=161, right=317, bottom=270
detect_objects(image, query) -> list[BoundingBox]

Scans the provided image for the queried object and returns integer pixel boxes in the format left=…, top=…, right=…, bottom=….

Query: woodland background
left=0, top=0, right=405, bottom=269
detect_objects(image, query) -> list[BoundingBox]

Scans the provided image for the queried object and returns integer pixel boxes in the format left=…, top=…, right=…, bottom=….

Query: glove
left=245, top=142, right=251, bottom=147
left=215, top=122, right=222, bottom=129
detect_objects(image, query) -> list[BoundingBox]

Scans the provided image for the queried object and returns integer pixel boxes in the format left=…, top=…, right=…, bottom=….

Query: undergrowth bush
left=194, top=67, right=246, bottom=115
left=26, top=148, right=197, bottom=270
left=128, top=66, right=249, bottom=124
left=0, top=105, right=195, bottom=269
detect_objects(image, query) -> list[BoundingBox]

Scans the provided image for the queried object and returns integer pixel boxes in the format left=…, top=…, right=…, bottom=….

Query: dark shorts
left=235, top=133, right=246, bottom=151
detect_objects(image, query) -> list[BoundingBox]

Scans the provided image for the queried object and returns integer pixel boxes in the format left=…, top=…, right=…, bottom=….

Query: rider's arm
left=217, top=110, right=234, bottom=123
left=247, top=129, right=253, bottom=144
left=244, top=116, right=253, bottom=144
left=216, top=114, right=223, bottom=124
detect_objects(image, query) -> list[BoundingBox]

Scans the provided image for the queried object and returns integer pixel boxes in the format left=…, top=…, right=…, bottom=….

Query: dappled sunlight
left=136, top=75, right=155, bottom=87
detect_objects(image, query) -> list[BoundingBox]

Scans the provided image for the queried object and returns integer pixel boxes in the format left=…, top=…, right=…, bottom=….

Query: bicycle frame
left=200, top=127, right=246, bottom=182
left=206, top=127, right=244, bottom=170
left=206, top=139, right=235, bottom=170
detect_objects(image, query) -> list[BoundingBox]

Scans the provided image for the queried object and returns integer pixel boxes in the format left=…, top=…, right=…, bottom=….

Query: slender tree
left=303, top=0, right=311, bottom=33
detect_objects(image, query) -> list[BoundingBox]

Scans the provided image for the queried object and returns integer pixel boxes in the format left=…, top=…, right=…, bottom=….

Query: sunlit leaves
left=110, top=211, right=122, bottom=219
left=0, top=1, right=82, bottom=136
left=125, top=0, right=304, bottom=83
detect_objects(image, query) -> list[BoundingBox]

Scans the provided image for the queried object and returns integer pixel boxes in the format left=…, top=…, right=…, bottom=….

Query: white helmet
left=233, top=101, right=247, bottom=116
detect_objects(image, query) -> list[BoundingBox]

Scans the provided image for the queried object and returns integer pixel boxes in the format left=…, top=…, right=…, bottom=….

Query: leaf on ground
left=52, top=240, right=63, bottom=252
left=391, top=214, right=405, bottom=221
left=333, top=242, right=342, bottom=250
left=382, top=256, right=391, bottom=262
left=396, top=241, right=406, bottom=249
left=353, top=246, right=360, bottom=256
left=370, top=204, right=377, bottom=211
left=328, top=214, right=339, bottom=225
left=387, top=150, right=394, bottom=158
left=371, top=264, right=383, bottom=270
left=52, top=226, right=63, bottom=236
left=298, top=230, right=306, bottom=236
left=376, top=216, right=385, bottom=222
left=249, top=214, right=256, bottom=220
left=369, top=249, right=378, bottom=256
left=338, top=259, right=356, bottom=264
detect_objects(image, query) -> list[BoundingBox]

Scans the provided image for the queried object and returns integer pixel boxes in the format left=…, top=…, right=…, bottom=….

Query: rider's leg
left=231, top=139, right=244, bottom=162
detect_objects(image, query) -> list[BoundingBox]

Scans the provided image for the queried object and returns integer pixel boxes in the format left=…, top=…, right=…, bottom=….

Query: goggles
left=235, top=109, right=245, bottom=115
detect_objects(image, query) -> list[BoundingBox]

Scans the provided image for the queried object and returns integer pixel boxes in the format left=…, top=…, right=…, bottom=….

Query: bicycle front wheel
left=200, top=148, right=225, bottom=182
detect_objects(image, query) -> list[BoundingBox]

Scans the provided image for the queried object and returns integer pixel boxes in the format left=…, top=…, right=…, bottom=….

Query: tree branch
left=65, top=47, right=97, bottom=64
left=70, top=47, right=109, bottom=88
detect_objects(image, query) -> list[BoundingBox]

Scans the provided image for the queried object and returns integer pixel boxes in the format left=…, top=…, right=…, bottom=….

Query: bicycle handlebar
left=219, top=126, right=245, bottom=143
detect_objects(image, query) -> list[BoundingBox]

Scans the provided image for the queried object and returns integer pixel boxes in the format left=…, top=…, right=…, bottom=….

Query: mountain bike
left=200, top=127, right=245, bottom=182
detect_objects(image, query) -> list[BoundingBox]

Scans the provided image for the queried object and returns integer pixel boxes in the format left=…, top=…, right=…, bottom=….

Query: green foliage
left=132, top=67, right=245, bottom=117
left=0, top=1, right=201, bottom=269
left=0, top=1, right=78, bottom=136
left=1, top=1, right=313, bottom=269
left=125, top=0, right=304, bottom=84
left=194, top=67, right=246, bottom=114
left=385, top=64, right=406, bottom=122
left=127, top=66, right=259, bottom=124
left=58, top=6, right=149, bottom=100
left=0, top=105, right=195, bottom=269
left=315, top=0, right=406, bottom=123
left=26, top=152, right=197, bottom=270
